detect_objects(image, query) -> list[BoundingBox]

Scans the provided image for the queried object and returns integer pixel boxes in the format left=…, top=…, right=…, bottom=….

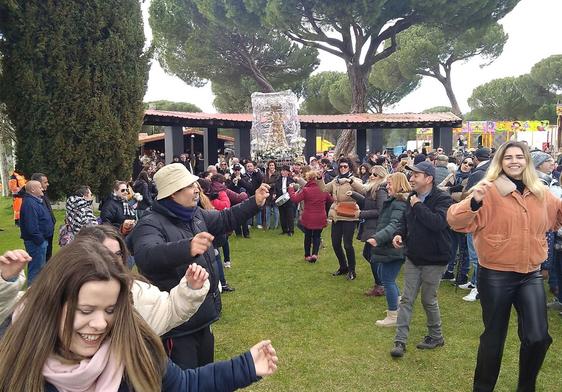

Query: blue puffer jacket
left=45, top=352, right=260, bottom=391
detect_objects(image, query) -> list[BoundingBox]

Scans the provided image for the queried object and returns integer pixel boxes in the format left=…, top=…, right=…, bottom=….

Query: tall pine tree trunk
left=333, top=64, right=369, bottom=158
left=0, top=140, right=10, bottom=197
left=442, top=68, right=462, bottom=116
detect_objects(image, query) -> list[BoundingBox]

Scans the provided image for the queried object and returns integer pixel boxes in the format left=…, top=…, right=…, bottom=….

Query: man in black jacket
left=130, top=163, right=270, bottom=369
left=228, top=164, right=254, bottom=238
left=389, top=161, right=453, bottom=358
left=274, top=165, right=296, bottom=236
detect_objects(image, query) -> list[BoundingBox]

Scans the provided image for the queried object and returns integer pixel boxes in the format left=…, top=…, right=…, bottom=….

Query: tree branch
left=284, top=31, right=345, bottom=59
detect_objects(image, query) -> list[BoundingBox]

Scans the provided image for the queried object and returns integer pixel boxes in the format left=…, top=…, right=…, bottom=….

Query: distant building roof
left=143, top=109, right=462, bottom=129
left=138, top=127, right=234, bottom=145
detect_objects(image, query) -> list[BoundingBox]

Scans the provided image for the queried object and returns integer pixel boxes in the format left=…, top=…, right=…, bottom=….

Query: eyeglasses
left=119, top=189, right=129, bottom=193
left=339, top=165, right=349, bottom=169
left=462, top=162, right=474, bottom=167
left=370, top=173, right=378, bottom=177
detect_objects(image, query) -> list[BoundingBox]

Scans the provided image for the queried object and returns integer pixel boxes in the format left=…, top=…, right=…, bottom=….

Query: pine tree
left=0, top=1, right=150, bottom=198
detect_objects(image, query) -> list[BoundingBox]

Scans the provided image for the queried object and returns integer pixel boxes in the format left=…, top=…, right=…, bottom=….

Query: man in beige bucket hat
left=131, top=163, right=270, bottom=369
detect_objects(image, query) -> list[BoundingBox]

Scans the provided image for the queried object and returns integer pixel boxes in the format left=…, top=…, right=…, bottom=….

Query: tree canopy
left=237, top=0, right=520, bottom=155
left=467, top=55, right=561, bottom=122
left=0, top=0, right=150, bottom=198
left=391, top=23, right=507, bottom=115
left=301, top=64, right=419, bottom=116
left=149, top=0, right=319, bottom=100
left=144, top=100, right=202, bottom=112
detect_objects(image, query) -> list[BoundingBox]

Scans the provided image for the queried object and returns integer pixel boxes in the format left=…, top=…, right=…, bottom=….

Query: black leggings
left=163, top=326, right=215, bottom=369
left=331, top=221, right=357, bottom=272
left=304, top=229, right=322, bottom=257
left=473, top=267, right=552, bottom=392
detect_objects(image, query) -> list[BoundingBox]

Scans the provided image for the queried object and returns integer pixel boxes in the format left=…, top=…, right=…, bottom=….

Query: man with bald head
left=19, top=180, right=55, bottom=285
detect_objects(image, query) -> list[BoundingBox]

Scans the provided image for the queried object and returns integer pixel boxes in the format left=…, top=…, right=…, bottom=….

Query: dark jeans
left=446, top=231, right=469, bottom=279
left=331, top=221, right=356, bottom=272
left=24, top=240, right=48, bottom=285
left=163, top=326, right=215, bottom=369
left=555, top=250, right=562, bottom=301
left=279, top=202, right=295, bottom=234
left=46, top=235, right=53, bottom=261
left=364, top=243, right=382, bottom=286
left=235, top=223, right=249, bottom=237
left=215, top=251, right=226, bottom=286
left=304, top=229, right=322, bottom=256
left=474, top=267, right=552, bottom=392
left=222, top=237, right=231, bottom=262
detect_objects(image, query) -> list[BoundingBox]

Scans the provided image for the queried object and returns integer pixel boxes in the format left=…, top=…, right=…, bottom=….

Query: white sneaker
left=458, top=282, right=476, bottom=290
left=257, top=225, right=263, bottom=229
left=547, top=300, right=562, bottom=311
left=463, top=288, right=479, bottom=302
left=224, top=261, right=232, bottom=268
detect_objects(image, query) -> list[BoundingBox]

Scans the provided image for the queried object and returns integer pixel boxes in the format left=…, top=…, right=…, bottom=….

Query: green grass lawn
left=1, top=197, right=561, bottom=391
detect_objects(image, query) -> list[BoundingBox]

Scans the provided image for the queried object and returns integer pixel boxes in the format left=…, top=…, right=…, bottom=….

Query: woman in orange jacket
left=447, top=141, right=562, bottom=392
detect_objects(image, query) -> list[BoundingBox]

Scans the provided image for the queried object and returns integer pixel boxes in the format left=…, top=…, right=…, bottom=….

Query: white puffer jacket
left=0, top=271, right=209, bottom=336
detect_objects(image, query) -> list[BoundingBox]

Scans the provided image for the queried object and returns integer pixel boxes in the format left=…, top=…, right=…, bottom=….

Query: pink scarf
left=43, top=340, right=124, bottom=392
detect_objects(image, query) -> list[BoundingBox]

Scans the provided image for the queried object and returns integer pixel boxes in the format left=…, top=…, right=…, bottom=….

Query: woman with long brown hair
left=0, top=239, right=278, bottom=392
left=448, top=141, right=562, bottom=391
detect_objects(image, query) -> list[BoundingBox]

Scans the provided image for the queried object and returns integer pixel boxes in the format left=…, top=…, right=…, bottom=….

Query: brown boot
left=372, top=285, right=385, bottom=297
left=364, top=286, right=377, bottom=296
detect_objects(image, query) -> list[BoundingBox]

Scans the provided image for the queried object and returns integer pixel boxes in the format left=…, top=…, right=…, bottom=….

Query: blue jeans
left=265, top=204, right=279, bottom=229
left=24, top=240, right=47, bottom=285
left=467, top=233, right=479, bottom=286
left=446, top=231, right=469, bottom=279
left=377, top=260, right=403, bottom=311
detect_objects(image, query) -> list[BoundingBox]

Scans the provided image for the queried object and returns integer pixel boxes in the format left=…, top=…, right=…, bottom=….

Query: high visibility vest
left=8, top=172, right=26, bottom=196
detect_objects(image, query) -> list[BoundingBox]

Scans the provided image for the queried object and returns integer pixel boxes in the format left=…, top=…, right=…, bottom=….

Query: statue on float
left=250, top=90, right=305, bottom=163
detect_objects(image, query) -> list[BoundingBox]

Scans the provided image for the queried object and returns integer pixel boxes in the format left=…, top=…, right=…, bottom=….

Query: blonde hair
left=305, top=169, right=318, bottom=181
left=387, top=172, right=412, bottom=196
left=482, top=141, right=544, bottom=200
left=364, top=165, right=388, bottom=198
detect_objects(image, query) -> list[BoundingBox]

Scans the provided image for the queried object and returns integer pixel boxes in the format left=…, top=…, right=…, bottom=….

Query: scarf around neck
left=337, top=171, right=353, bottom=181
left=159, top=198, right=197, bottom=222
left=43, top=340, right=124, bottom=392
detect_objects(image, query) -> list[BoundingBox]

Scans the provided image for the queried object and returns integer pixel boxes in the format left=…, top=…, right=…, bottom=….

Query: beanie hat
left=531, top=151, right=551, bottom=169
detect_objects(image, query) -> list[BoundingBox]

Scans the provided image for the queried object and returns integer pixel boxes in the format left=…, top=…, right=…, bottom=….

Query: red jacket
left=289, top=180, right=332, bottom=230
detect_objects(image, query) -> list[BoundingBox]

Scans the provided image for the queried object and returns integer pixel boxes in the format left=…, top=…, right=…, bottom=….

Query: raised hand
left=0, top=249, right=31, bottom=281
left=472, top=180, right=493, bottom=203
left=255, top=183, right=271, bottom=207
left=250, top=340, right=278, bottom=377
left=190, top=232, right=215, bottom=257
left=185, top=263, right=209, bottom=290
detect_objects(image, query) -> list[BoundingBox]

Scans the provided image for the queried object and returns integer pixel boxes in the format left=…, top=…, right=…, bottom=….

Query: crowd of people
left=3, top=140, right=562, bottom=391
